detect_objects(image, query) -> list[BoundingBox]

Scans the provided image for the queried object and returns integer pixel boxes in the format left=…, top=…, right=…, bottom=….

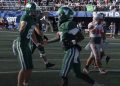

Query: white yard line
left=0, top=58, right=120, bottom=62
left=109, top=43, right=120, bottom=45
left=0, top=31, right=54, bottom=36
left=1, top=52, right=120, bottom=55
left=0, top=69, right=120, bottom=74
left=0, top=70, right=59, bottom=74
left=43, top=52, right=120, bottom=55
left=0, top=31, right=18, bottom=33
left=1, top=31, right=119, bottom=38
left=2, top=31, right=120, bottom=35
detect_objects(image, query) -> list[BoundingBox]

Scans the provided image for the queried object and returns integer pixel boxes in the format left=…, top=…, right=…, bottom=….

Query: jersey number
left=27, top=25, right=35, bottom=39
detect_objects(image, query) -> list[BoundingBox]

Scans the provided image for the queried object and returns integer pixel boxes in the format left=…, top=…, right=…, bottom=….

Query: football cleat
left=46, top=63, right=55, bottom=68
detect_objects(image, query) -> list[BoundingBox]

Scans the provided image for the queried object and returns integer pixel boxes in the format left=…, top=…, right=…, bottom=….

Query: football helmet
left=57, top=6, right=74, bottom=25
left=93, top=13, right=104, bottom=21
left=25, top=2, right=36, bottom=15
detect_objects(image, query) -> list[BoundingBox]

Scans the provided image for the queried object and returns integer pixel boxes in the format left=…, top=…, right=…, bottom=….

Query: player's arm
left=19, top=21, right=27, bottom=33
left=89, top=27, right=96, bottom=33
left=47, top=32, right=60, bottom=43
left=31, top=25, right=42, bottom=46
left=35, top=23, right=48, bottom=43
left=35, top=23, right=43, bottom=35
left=68, top=28, right=84, bottom=42
left=88, top=23, right=96, bottom=33
left=109, top=25, right=111, bottom=30
left=19, top=15, right=28, bottom=33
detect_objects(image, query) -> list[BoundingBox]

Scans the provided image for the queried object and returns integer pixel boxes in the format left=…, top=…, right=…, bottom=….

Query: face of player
left=94, top=18, right=103, bottom=24
left=98, top=19, right=104, bottom=23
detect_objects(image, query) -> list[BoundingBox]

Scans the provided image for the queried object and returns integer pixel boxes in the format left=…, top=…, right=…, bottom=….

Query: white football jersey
left=88, top=22, right=104, bottom=37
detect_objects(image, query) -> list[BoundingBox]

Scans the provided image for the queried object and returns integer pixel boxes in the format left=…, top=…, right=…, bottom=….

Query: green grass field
left=0, top=30, right=120, bottom=86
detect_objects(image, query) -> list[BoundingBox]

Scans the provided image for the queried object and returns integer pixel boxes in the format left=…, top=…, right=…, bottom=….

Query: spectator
left=86, top=2, right=94, bottom=11
left=0, top=0, right=120, bottom=11
left=4, top=19, right=9, bottom=30
left=11, top=21, right=16, bottom=30
left=0, top=18, right=4, bottom=30
left=33, top=0, right=42, bottom=6
left=90, top=0, right=94, bottom=3
left=109, top=22, right=116, bottom=38
left=77, top=22, right=82, bottom=29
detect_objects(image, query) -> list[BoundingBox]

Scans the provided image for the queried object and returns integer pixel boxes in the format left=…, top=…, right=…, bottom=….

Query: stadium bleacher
left=0, top=0, right=21, bottom=10
left=0, top=0, right=119, bottom=11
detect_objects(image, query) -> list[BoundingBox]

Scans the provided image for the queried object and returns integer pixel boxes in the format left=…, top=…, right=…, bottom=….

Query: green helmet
left=25, top=2, right=36, bottom=14
left=57, top=6, right=74, bottom=25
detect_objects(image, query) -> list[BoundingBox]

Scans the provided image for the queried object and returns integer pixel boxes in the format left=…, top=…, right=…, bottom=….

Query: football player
left=48, top=6, right=104, bottom=86
left=83, top=13, right=107, bottom=74
left=12, top=2, right=45, bottom=86
left=31, top=12, right=55, bottom=68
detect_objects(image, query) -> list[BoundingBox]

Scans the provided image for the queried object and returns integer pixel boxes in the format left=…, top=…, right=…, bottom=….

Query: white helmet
left=93, top=13, right=104, bottom=20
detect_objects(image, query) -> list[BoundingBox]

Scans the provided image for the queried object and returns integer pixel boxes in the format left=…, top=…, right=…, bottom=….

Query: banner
left=0, top=10, right=119, bottom=28
left=49, top=11, right=120, bottom=18
left=0, top=10, right=24, bottom=28
left=93, top=11, right=120, bottom=18
left=48, top=11, right=93, bottom=17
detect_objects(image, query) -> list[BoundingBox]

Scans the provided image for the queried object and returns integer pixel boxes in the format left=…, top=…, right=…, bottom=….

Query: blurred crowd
left=0, top=0, right=120, bottom=11
left=0, top=18, right=16, bottom=30
left=33, top=0, right=120, bottom=11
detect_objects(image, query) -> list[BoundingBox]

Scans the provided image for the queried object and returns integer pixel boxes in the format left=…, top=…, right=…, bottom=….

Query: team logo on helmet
left=57, top=6, right=75, bottom=25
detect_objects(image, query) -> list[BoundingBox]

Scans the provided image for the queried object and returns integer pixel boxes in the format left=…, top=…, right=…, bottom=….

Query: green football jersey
left=19, top=14, right=36, bottom=45
left=58, top=20, right=77, bottom=40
